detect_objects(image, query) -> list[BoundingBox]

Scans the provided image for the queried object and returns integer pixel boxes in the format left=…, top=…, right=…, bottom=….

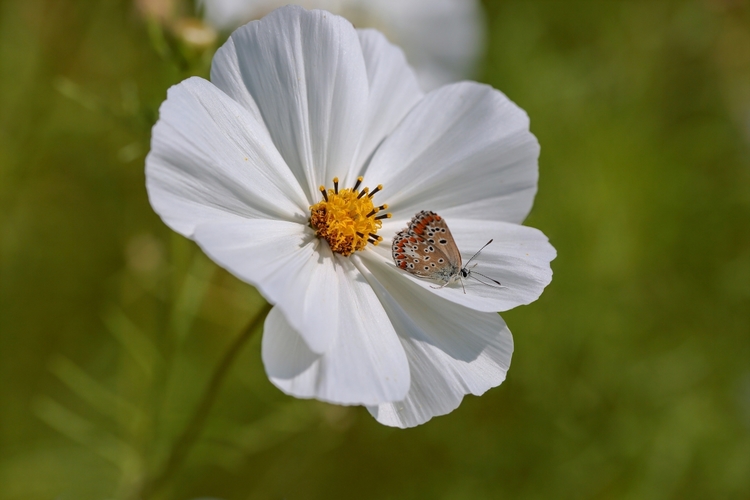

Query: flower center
left=310, top=177, right=391, bottom=256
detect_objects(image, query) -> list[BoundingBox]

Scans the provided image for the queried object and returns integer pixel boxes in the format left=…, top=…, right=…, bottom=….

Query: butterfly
left=391, top=210, right=503, bottom=293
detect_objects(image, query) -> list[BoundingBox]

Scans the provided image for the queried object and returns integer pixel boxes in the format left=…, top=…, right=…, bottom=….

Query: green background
left=1, top=0, right=749, bottom=498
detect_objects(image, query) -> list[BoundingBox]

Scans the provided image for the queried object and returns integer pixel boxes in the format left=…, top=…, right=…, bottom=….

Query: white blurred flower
left=136, top=0, right=175, bottom=22
left=172, top=17, right=219, bottom=51
left=198, top=0, right=485, bottom=91
left=146, top=6, right=554, bottom=428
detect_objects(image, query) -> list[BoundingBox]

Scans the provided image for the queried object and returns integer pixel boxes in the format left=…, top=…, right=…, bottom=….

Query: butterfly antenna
left=468, top=271, right=506, bottom=289
left=463, top=239, right=493, bottom=269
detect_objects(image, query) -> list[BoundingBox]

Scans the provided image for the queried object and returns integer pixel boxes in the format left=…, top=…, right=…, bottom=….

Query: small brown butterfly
left=391, top=210, right=502, bottom=293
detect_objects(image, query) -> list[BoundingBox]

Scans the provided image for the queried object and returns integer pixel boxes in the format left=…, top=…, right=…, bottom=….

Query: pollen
left=310, top=176, right=391, bottom=256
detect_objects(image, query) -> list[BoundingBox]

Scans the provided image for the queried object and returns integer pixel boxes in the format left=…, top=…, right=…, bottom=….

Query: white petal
left=200, top=0, right=286, bottom=31
left=192, top=217, right=342, bottom=353
left=145, top=77, right=308, bottom=237
left=355, top=258, right=512, bottom=428
left=225, top=5, right=369, bottom=202
left=200, top=0, right=485, bottom=91
left=361, top=0, right=485, bottom=91
left=364, top=218, right=555, bottom=313
left=365, top=82, right=539, bottom=225
left=262, top=256, right=410, bottom=405
left=347, top=29, right=423, bottom=181
left=210, top=36, right=265, bottom=124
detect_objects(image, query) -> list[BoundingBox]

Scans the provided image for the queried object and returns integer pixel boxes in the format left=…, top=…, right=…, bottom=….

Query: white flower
left=146, top=6, right=555, bottom=428
left=198, top=0, right=485, bottom=91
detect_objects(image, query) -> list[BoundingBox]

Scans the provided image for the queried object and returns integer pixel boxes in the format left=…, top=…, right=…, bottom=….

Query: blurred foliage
left=1, top=0, right=749, bottom=499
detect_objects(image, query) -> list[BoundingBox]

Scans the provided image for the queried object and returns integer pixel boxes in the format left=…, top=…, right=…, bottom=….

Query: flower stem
left=141, top=301, right=273, bottom=499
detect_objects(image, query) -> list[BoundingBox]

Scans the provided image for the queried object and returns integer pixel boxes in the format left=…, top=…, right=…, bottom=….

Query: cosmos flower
left=146, top=5, right=555, bottom=428
left=198, top=0, right=485, bottom=91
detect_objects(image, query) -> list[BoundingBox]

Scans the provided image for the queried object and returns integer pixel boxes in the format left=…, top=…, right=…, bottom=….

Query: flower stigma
left=310, top=176, right=391, bottom=256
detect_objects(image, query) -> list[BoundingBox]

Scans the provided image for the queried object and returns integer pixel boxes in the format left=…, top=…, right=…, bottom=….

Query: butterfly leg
left=430, top=282, right=453, bottom=290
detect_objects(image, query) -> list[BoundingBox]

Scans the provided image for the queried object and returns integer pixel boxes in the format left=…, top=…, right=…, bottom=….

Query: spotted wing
left=391, top=212, right=461, bottom=283
left=406, top=210, right=462, bottom=269
left=392, top=228, right=455, bottom=282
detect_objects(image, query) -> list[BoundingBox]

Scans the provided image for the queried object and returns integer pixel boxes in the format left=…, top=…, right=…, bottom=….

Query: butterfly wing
left=393, top=211, right=503, bottom=290
left=392, top=211, right=461, bottom=284
left=407, top=210, right=462, bottom=269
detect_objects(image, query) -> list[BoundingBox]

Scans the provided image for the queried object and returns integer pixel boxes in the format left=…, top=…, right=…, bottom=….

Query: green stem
left=141, top=301, right=273, bottom=499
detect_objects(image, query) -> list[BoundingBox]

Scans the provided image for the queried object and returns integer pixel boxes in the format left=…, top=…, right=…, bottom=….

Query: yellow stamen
left=368, top=184, right=383, bottom=198
left=310, top=178, right=390, bottom=256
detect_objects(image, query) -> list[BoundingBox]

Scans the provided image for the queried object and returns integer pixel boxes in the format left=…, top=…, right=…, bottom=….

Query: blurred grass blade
left=120, top=80, right=140, bottom=117
left=53, top=77, right=102, bottom=113
left=48, top=355, right=142, bottom=426
left=235, top=402, right=318, bottom=455
left=169, top=252, right=215, bottom=343
left=103, top=306, right=163, bottom=376
left=198, top=402, right=320, bottom=472
left=146, top=17, right=171, bottom=61
left=32, top=396, right=140, bottom=470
